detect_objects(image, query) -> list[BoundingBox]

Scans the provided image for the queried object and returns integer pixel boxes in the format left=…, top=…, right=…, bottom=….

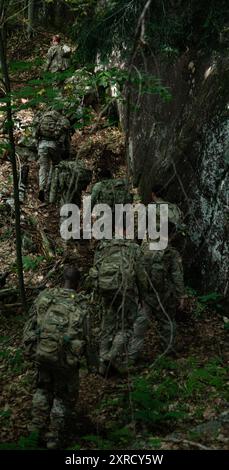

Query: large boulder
left=127, top=50, right=229, bottom=294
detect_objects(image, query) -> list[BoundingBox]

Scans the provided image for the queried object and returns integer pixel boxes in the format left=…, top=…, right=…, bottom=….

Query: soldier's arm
left=60, top=116, right=71, bottom=131
left=22, top=302, right=38, bottom=359
left=134, top=245, right=148, bottom=303
left=45, top=46, right=55, bottom=71
left=32, top=113, right=41, bottom=139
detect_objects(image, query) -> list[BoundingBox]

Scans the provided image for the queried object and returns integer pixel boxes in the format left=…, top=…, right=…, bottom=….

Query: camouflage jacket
left=90, top=238, right=148, bottom=296
left=45, top=44, right=70, bottom=73
left=141, top=242, right=185, bottom=299
left=91, top=179, right=132, bottom=210
left=22, top=288, right=92, bottom=366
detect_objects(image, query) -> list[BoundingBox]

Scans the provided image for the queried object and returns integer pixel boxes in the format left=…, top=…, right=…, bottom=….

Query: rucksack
left=96, top=179, right=132, bottom=210
left=49, top=161, right=92, bottom=204
left=142, top=243, right=170, bottom=293
left=97, top=240, right=137, bottom=292
left=35, top=288, right=88, bottom=368
left=38, top=111, right=69, bottom=140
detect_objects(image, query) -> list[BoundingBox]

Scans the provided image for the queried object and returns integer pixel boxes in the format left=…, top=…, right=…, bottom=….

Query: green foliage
left=73, top=0, right=229, bottom=64
left=81, top=434, right=111, bottom=450
left=0, top=408, right=12, bottom=423
left=184, top=358, right=228, bottom=399
left=0, top=228, right=13, bottom=241
left=186, top=287, right=224, bottom=317
left=198, top=292, right=223, bottom=304
left=92, top=355, right=228, bottom=448
left=0, top=432, right=40, bottom=450
left=81, top=425, right=134, bottom=450
left=131, top=376, right=186, bottom=425
left=147, top=437, right=162, bottom=449
left=0, top=346, right=25, bottom=374
left=22, top=255, right=45, bottom=272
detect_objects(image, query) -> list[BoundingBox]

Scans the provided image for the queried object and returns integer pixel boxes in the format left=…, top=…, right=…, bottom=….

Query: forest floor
left=0, top=30, right=228, bottom=451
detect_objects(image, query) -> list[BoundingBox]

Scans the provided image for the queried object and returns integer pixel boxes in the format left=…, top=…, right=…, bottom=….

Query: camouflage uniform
left=49, top=160, right=92, bottom=206
left=91, top=178, right=133, bottom=212
left=141, top=242, right=185, bottom=353
left=33, top=110, right=71, bottom=196
left=153, top=197, right=184, bottom=227
left=23, top=288, right=91, bottom=449
left=45, top=44, right=71, bottom=73
left=90, top=239, right=148, bottom=371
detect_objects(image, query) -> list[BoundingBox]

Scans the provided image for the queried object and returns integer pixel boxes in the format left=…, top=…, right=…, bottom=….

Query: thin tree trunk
left=27, top=0, right=35, bottom=38
left=0, top=24, right=27, bottom=311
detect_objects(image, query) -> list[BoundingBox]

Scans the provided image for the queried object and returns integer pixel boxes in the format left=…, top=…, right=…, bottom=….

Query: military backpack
left=96, top=240, right=137, bottom=292
left=35, top=288, right=88, bottom=368
left=37, top=111, right=69, bottom=141
left=95, top=179, right=132, bottom=210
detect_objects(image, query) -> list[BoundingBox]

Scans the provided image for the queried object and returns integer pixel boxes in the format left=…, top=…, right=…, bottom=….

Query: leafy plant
left=22, top=255, right=45, bottom=272
left=0, top=432, right=40, bottom=450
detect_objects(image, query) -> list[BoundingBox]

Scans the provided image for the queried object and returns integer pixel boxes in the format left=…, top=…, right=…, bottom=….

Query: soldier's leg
left=47, top=160, right=53, bottom=195
left=153, top=298, right=177, bottom=354
left=47, top=368, right=79, bottom=449
left=128, top=303, right=150, bottom=363
left=109, top=293, right=138, bottom=368
left=38, top=147, right=51, bottom=196
left=109, top=330, right=128, bottom=364
left=30, top=369, right=52, bottom=439
left=99, top=298, right=116, bottom=374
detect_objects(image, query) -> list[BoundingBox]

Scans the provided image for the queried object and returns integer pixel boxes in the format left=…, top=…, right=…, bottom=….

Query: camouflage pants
left=145, top=294, right=177, bottom=353
left=99, top=291, right=149, bottom=369
left=30, top=366, right=79, bottom=447
left=38, top=142, right=57, bottom=192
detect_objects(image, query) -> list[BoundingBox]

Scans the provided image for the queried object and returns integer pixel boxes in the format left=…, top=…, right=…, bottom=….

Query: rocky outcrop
left=128, top=50, right=229, bottom=294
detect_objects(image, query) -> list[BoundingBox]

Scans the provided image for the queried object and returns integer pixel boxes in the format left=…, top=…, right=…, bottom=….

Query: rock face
left=128, top=50, right=229, bottom=294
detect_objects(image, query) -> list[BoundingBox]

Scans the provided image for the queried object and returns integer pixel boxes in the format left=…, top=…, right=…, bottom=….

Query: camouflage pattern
left=91, top=239, right=148, bottom=371
left=91, top=179, right=133, bottom=211
left=34, top=110, right=71, bottom=141
left=30, top=367, right=79, bottom=449
left=141, top=242, right=185, bottom=352
left=18, top=164, right=29, bottom=204
left=38, top=140, right=58, bottom=192
left=49, top=160, right=92, bottom=205
left=154, top=197, right=183, bottom=227
left=23, top=288, right=91, bottom=448
left=33, top=110, right=71, bottom=194
left=45, top=44, right=71, bottom=73
left=99, top=294, right=149, bottom=368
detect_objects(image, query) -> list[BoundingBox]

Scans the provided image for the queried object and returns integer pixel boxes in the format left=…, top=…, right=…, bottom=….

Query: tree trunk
left=0, top=22, right=27, bottom=311
left=27, top=0, right=35, bottom=38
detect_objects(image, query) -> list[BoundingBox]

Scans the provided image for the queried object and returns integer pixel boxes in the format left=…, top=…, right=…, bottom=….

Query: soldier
left=49, top=159, right=92, bottom=206
left=33, top=109, right=71, bottom=202
left=23, top=266, right=92, bottom=449
left=151, top=184, right=183, bottom=227
left=91, top=168, right=133, bottom=213
left=141, top=222, right=186, bottom=355
left=89, top=222, right=148, bottom=376
left=45, top=35, right=71, bottom=74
